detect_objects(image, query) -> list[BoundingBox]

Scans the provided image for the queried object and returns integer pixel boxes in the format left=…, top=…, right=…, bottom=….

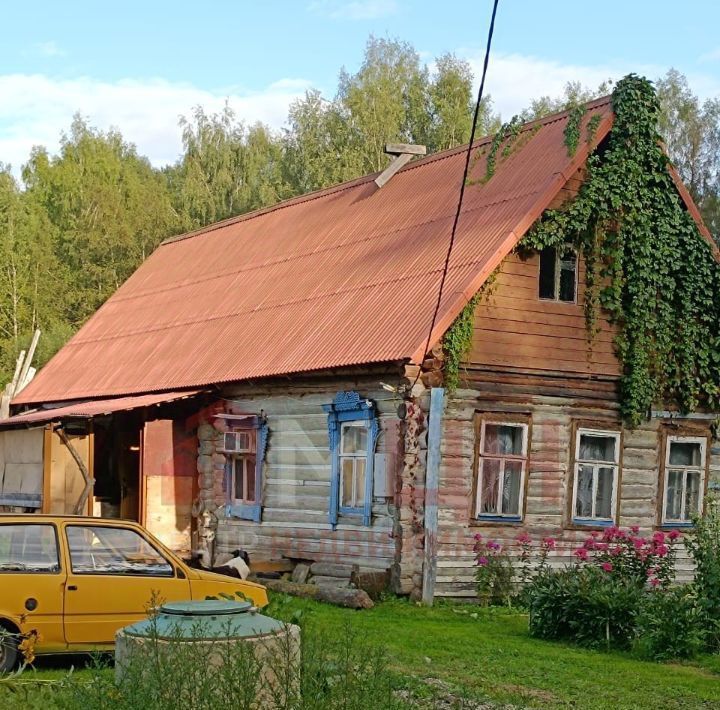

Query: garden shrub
left=525, top=526, right=682, bottom=650
left=473, top=534, right=514, bottom=606
left=685, top=501, right=720, bottom=652
left=634, top=586, right=705, bottom=661
left=527, top=565, right=643, bottom=649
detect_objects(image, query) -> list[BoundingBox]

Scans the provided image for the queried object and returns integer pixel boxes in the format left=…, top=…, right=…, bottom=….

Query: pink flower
left=652, top=531, right=666, bottom=544
left=487, top=540, right=501, bottom=551
left=574, top=548, right=589, bottom=561
left=649, top=577, right=660, bottom=588
left=516, top=532, right=532, bottom=545
left=668, top=530, right=680, bottom=541
left=474, top=533, right=482, bottom=541
left=630, top=525, right=640, bottom=534
left=590, top=531, right=600, bottom=538
left=601, top=562, right=613, bottom=572
left=541, top=537, right=556, bottom=549
left=655, top=544, right=669, bottom=557
left=584, top=538, right=597, bottom=550
left=477, top=556, right=489, bottom=566
left=632, top=537, right=645, bottom=550
left=610, top=545, right=623, bottom=556
left=594, top=542, right=609, bottom=551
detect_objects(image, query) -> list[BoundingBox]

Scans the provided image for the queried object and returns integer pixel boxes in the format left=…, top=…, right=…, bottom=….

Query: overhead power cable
left=414, top=0, right=500, bottom=386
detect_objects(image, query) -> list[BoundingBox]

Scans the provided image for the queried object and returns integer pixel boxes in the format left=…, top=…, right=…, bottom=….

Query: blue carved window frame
left=221, top=414, right=269, bottom=523
left=323, top=392, right=378, bottom=528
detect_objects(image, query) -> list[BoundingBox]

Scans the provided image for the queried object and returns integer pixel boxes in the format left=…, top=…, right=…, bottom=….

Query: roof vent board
left=374, top=143, right=427, bottom=188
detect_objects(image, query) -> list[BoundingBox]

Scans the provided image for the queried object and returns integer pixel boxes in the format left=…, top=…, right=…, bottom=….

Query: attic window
left=539, top=245, right=577, bottom=303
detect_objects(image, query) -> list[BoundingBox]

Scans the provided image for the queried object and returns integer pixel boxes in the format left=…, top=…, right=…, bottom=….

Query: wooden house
left=3, top=88, right=718, bottom=600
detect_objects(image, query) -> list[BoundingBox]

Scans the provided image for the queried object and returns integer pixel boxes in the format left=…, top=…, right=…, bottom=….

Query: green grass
left=3, top=596, right=720, bottom=709
left=267, top=596, right=720, bottom=709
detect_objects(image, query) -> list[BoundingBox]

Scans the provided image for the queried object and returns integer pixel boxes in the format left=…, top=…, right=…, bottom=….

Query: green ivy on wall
left=521, top=74, right=720, bottom=426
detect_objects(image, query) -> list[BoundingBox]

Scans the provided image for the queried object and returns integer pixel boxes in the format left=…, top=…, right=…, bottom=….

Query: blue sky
left=2, top=0, right=719, bottom=175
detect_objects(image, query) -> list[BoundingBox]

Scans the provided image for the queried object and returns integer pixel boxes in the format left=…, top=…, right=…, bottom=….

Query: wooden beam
left=57, top=427, right=94, bottom=515
left=384, top=143, right=427, bottom=156
left=421, top=387, right=444, bottom=606
left=374, top=153, right=412, bottom=188
left=42, top=426, right=52, bottom=514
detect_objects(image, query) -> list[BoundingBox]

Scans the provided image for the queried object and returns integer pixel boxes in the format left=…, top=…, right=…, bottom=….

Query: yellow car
left=0, top=514, right=268, bottom=671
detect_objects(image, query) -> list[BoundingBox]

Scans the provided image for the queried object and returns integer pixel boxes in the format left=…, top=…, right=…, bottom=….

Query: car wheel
left=0, top=629, right=18, bottom=673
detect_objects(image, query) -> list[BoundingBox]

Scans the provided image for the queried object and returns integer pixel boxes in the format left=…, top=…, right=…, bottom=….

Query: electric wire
left=413, top=0, right=500, bottom=387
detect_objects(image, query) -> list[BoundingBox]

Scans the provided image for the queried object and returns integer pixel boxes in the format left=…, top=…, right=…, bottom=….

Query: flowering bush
left=526, top=526, right=685, bottom=651
left=571, top=526, right=680, bottom=589
left=473, top=534, right=513, bottom=606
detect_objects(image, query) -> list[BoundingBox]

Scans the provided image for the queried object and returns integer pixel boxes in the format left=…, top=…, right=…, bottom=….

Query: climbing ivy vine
left=522, top=74, right=720, bottom=426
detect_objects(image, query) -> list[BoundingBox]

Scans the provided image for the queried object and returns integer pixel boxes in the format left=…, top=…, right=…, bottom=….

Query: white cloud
left=308, top=0, right=398, bottom=20
left=0, top=74, right=311, bottom=177
left=459, top=51, right=720, bottom=120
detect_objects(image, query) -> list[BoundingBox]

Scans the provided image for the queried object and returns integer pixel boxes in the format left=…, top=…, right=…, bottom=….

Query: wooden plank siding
left=470, top=249, right=622, bottom=377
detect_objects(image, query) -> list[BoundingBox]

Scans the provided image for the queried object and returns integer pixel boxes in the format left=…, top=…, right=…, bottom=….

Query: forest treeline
left=1, top=37, right=718, bottom=383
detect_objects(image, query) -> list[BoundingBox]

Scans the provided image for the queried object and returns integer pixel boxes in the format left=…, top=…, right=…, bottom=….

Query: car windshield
left=66, top=525, right=173, bottom=576
left=0, top=524, right=59, bottom=572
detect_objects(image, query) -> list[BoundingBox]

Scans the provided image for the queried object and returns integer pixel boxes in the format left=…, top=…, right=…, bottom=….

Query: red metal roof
left=13, top=100, right=623, bottom=405
left=1, top=390, right=202, bottom=426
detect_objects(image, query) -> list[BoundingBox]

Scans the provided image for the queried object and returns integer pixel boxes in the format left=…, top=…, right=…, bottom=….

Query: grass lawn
left=3, top=596, right=720, bottom=709
left=269, top=596, right=720, bottom=709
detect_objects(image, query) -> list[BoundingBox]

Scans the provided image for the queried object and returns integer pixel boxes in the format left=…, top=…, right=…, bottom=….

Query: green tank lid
left=121, top=600, right=285, bottom=640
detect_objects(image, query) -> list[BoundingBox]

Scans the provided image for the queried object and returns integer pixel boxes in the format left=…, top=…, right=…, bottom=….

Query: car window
left=66, top=525, right=173, bottom=577
left=0, top=524, right=60, bottom=573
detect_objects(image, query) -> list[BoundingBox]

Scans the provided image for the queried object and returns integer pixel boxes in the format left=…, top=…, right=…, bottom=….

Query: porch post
left=422, top=387, right=444, bottom=605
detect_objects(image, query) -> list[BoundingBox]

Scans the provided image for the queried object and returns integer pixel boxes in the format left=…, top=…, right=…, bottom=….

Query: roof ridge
left=161, top=95, right=614, bottom=247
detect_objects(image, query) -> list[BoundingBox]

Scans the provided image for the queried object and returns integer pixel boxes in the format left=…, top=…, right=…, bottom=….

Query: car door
left=61, top=522, right=190, bottom=645
left=0, top=522, right=66, bottom=649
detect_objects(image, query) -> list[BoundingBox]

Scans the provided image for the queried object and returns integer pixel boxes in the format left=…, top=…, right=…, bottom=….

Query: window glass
left=665, top=470, right=683, bottom=520
left=67, top=525, right=173, bottom=576
left=0, top=524, right=59, bottom=573
left=685, top=471, right=701, bottom=520
left=480, top=458, right=500, bottom=514
left=595, top=467, right=614, bottom=519
left=341, top=424, right=367, bottom=455
left=664, top=438, right=706, bottom=524
left=538, top=247, right=556, bottom=299
left=477, top=421, right=527, bottom=518
left=483, top=424, right=524, bottom=456
left=558, top=246, right=577, bottom=302
left=579, top=434, right=616, bottom=463
left=232, top=456, right=256, bottom=503
left=502, top=461, right=522, bottom=515
left=669, top=441, right=702, bottom=467
left=575, top=464, right=594, bottom=518
left=539, top=246, right=577, bottom=302
left=340, top=457, right=366, bottom=508
left=574, top=430, right=619, bottom=522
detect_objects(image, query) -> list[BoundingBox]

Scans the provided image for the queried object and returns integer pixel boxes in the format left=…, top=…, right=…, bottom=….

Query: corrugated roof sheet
left=1, top=390, right=202, bottom=426
left=15, top=100, right=619, bottom=405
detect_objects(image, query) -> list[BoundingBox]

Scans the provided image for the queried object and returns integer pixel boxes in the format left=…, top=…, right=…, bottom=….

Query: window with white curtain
left=663, top=436, right=706, bottom=525
left=572, top=429, right=620, bottom=524
left=475, top=420, right=528, bottom=520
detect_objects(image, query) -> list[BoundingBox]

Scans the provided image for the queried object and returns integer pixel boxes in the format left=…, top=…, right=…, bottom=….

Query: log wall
left=433, top=370, right=719, bottom=599
left=196, top=373, right=419, bottom=587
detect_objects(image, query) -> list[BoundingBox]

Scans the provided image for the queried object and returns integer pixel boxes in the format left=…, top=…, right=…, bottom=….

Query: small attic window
left=539, top=245, right=577, bottom=303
